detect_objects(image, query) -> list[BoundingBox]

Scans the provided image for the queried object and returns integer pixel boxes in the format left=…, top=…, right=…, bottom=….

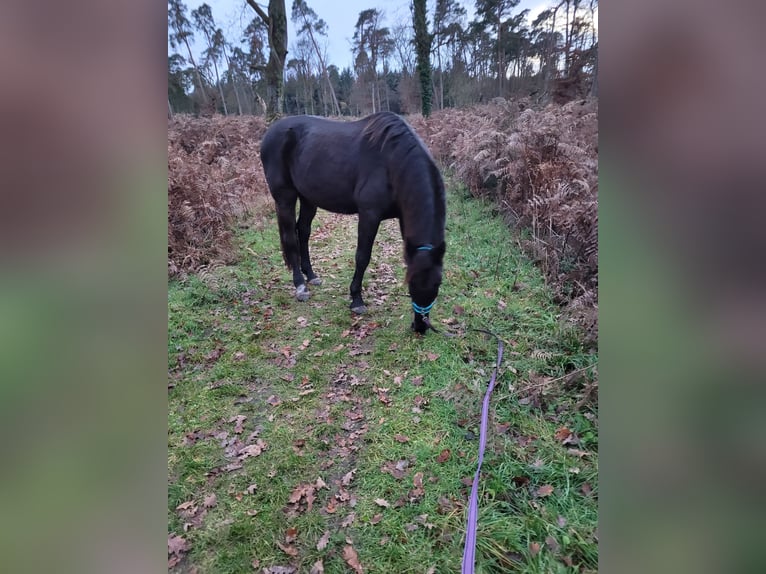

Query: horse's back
left=261, top=116, right=374, bottom=213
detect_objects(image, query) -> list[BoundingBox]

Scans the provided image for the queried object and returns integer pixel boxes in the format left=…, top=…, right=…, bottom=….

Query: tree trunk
left=301, top=15, right=340, bottom=116
left=247, top=0, right=287, bottom=118
left=221, top=43, right=243, bottom=115
left=182, top=36, right=208, bottom=101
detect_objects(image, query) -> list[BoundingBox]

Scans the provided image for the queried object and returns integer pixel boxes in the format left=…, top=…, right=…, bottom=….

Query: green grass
left=168, top=181, right=598, bottom=573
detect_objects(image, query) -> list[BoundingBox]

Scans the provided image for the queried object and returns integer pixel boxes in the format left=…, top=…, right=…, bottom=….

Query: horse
left=259, top=111, right=446, bottom=334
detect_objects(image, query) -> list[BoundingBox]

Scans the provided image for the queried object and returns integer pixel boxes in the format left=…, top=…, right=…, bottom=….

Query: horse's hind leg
left=274, top=192, right=310, bottom=301
left=296, top=199, right=321, bottom=286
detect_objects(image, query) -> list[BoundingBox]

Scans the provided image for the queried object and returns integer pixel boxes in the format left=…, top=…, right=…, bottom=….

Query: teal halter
left=412, top=300, right=435, bottom=316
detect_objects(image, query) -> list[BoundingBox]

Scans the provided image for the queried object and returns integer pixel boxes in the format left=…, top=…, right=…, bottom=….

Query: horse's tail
left=272, top=127, right=299, bottom=270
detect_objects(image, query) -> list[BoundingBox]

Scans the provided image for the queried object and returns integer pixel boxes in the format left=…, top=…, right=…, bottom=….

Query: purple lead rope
left=461, top=336, right=504, bottom=574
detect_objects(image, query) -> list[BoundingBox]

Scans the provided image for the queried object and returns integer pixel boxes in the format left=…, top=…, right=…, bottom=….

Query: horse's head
left=406, top=242, right=445, bottom=334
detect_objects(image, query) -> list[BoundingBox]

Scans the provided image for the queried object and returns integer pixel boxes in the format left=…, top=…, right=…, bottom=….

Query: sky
left=174, top=0, right=563, bottom=71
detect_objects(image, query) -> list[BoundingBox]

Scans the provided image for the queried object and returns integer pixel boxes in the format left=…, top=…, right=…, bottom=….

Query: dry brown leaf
left=341, top=469, right=357, bottom=486
left=309, top=560, right=324, bottom=574
left=316, top=530, right=331, bottom=550
left=426, top=352, right=439, bottom=361
left=203, top=493, right=217, bottom=508
left=554, top=427, right=573, bottom=442
left=529, top=541, right=541, bottom=556
left=168, top=533, right=188, bottom=556
left=436, top=449, right=451, bottom=463
left=176, top=500, right=194, bottom=511
left=341, top=512, right=356, bottom=528
left=315, top=477, right=328, bottom=490
left=285, top=527, right=298, bottom=543
left=238, top=439, right=267, bottom=460
left=394, top=434, right=410, bottom=443
left=369, top=513, right=383, bottom=524
left=342, top=545, right=364, bottom=574
left=374, top=498, right=390, bottom=508
left=537, top=484, right=554, bottom=497
left=276, top=541, right=298, bottom=557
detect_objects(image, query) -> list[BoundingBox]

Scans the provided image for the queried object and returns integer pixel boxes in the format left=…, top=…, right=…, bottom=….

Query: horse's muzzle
left=411, top=313, right=429, bottom=334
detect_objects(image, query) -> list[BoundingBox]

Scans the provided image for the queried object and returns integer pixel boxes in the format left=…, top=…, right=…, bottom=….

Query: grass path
left=168, top=181, right=598, bottom=573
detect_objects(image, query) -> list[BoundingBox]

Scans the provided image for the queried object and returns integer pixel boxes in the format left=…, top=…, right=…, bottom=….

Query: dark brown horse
left=260, top=112, right=446, bottom=334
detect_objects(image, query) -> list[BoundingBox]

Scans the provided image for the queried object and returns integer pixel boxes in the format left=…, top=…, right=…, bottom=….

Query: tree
left=432, top=0, right=466, bottom=109
left=245, top=0, right=288, bottom=118
left=475, top=0, right=520, bottom=95
left=412, top=0, right=433, bottom=117
left=291, top=0, right=340, bottom=115
left=192, top=3, right=228, bottom=114
left=352, top=9, right=391, bottom=114
left=168, top=0, right=209, bottom=104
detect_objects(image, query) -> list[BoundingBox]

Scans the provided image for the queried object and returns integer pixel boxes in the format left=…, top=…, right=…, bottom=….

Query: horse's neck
left=402, top=205, right=436, bottom=246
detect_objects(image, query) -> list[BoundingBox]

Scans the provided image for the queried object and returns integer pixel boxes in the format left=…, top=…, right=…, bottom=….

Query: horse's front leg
left=349, top=214, right=381, bottom=314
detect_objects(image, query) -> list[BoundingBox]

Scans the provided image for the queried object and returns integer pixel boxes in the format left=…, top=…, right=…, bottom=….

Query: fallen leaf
left=426, top=352, right=440, bottom=361
left=405, top=523, right=418, bottom=531
left=203, top=493, right=217, bottom=508
left=374, top=498, right=390, bottom=508
left=309, top=560, right=324, bottom=574
left=176, top=500, right=194, bottom=511
left=581, top=482, right=593, bottom=496
left=453, top=305, right=465, bottom=315
left=436, top=449, right=451, bottom=463
left=233, top=351, right=246, bottom=361
left=342, top=545, right=364, bottom=574
left=461, top=477, right=473, bottom=487
left=554, top=427, right=572, bottom=441
left=341, top=512, right=356, bottom=528
left=168, top=533, right=188, bottom=557
left=277, top=541, right=298, bottom=557
left=379, top=536, right=389, bottom=546
left=267, top=395, right=282, bottom=407
left=411, top=376, right=423, bottom=386
left=512, top=476, right=530, bottom=487
left=369, top=513, right=383, bottom=524
left=557, top=515, right=567, bottom=527
left=341, top=469, right=357, bottom=486
left=316, top=530, right=331, bottom=550
left=394, top=434, right=410, bottom=443
left=529, top=542, right=541, bottom=557
left=251, top=558, right=260, bottom=569
left=537, top=484, right=554, bottom=497
left=315, top=477, right=328, bottom=490
left=567, top=448, right=590, bottom=458
left=285, top=527, right=298, bottom=543
left=246, top=484, right=258, bottom=494
left=545, top=535, right=560, bottom=553
left=238, top=439, right=267, bottom=460
left=263, top=566, right=296, bottom=574
left=229, top=414, right=247, bottom=434
left=325, top=499, right=338, bottom=513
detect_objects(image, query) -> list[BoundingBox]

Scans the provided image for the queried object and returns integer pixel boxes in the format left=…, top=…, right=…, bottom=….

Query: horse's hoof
left=296, top=285, right=310, bottom=301
left=351, top=305, right=367, bottom=315
left=308, top=277, right=322, bottom=286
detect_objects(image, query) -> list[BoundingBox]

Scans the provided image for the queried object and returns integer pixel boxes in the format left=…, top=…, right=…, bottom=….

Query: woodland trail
left=168, top=182, right=598, bottom=574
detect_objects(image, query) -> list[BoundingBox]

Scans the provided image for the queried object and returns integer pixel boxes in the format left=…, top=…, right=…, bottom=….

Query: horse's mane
left=362, top=112, right=430, bottom=159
